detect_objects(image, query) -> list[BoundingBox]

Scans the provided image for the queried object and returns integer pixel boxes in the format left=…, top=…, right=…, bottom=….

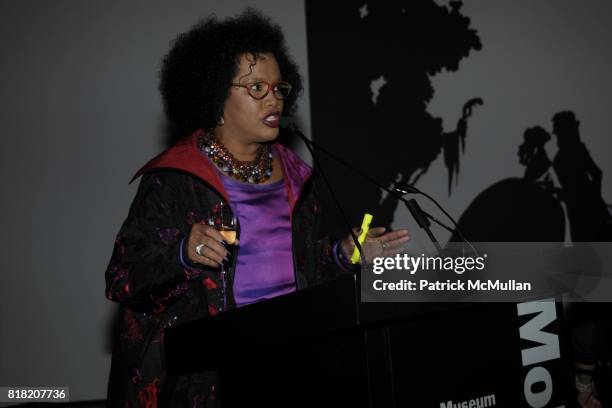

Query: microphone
left=288, top=125, right=364, bottom=262
left=393, top=183, right=420, bottom=195
left=405, top=198, right=431, bottom=230
left=286, top=123, right=476, bottom=255
left=405, top=198, right=442, bottom=252
left=393, top=182, right=475, bottom=248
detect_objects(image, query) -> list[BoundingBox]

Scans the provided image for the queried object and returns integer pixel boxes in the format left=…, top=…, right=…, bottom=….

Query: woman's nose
left=263, top=91, right=282, bottom=110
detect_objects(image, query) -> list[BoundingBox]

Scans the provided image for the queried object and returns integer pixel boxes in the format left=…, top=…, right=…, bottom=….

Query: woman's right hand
left=186, top=223, right=230, bottom=268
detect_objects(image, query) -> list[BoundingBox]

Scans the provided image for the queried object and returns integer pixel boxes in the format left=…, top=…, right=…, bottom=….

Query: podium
left=165, top=274, right=569, bottom=407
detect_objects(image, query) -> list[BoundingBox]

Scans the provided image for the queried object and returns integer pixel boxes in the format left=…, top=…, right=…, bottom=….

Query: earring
left=217, top=116, right=225, bottom=126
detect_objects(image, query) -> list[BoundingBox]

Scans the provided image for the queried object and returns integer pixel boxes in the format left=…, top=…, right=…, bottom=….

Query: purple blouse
left=219, top=172, right=296, bottom=307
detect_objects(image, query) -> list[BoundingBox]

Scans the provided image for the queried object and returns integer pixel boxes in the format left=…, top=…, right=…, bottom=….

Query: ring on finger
left=195, top=243, right=205, bottom=256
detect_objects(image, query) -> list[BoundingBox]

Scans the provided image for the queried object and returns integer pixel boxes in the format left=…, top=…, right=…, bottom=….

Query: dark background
left=0, top=0, right=610, bottom=401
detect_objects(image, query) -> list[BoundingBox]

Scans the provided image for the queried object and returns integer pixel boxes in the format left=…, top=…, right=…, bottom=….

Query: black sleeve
left=105, top=172, right=204, bottom=313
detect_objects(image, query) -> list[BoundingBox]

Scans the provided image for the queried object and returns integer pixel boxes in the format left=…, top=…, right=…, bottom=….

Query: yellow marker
left=351, top=213, right=373, bottom=264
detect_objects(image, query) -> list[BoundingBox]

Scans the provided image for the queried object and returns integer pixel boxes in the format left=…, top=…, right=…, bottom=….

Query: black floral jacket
left=105, top=130, right=345, bottom=407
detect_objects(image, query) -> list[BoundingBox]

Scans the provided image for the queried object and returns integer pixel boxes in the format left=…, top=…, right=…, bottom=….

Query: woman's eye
left=249, top=82, right=265, bottom=92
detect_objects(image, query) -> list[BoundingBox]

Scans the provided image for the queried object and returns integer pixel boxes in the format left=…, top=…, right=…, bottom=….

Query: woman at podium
left=104, top=8, right=409, bottom=407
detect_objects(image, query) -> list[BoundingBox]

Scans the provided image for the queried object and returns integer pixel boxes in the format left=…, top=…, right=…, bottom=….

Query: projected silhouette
left=306, top=0, right=482, bottom=236
left=519, top=126, right=552, bottom=184
left=551, top=111, right=610, bottom=241
left=451, top=111, right=611, bottom=243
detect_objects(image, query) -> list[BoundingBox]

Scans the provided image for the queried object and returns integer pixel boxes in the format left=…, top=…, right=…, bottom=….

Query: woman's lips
left=262, top=113, right=280, bottom=128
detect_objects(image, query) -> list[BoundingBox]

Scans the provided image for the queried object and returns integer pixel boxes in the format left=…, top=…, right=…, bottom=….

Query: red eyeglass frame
left=231, top=80, right=293, bottom=100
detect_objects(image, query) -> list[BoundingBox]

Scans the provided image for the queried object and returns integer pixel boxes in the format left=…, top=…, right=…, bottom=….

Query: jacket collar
left=132, top=130, right=314, bottom=217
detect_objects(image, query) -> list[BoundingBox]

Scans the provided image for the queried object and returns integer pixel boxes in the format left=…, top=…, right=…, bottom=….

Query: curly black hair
left=159, top=8, right=303, bottom=136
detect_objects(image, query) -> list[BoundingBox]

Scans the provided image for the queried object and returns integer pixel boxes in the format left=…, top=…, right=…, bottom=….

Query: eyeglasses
left=231, top=80, right=293, bottom=100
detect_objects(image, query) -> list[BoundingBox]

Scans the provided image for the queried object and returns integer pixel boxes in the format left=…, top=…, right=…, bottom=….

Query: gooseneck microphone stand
left=296, top=125, right=363, bottom=258
left=403, top=198, right=443, bottom=253
left=287, top=124, right=476, bottom=255
left=394, top=185, right=477, bottom=255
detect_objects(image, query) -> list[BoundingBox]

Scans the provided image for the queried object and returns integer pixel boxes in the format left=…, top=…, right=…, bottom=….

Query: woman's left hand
left=340, top=227, right=410, bottom=264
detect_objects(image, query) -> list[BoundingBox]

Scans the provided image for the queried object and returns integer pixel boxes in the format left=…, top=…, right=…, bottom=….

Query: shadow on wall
left=446, top=111, right=612, bottom=407
left=306, top=0, right=482, bottom=238
left=450, top=111, right=612, bottom=243
left=450, top=111, right=612, bottom=408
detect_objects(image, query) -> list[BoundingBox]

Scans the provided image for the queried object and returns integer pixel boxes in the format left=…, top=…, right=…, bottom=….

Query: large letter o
left=524, top=366, right=552, bottom=407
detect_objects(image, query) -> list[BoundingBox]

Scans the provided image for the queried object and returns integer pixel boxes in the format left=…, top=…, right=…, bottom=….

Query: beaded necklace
left=199, top=135, right=273, bottom=184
